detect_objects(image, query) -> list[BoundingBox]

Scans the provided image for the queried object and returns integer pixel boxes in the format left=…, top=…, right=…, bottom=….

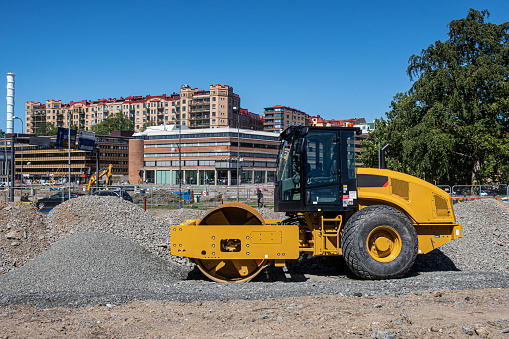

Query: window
left=182, top=106, right=186, bottom=111
left=182, top=99, right=186, bottom=104
left=212, top=104, right=216, bottom=109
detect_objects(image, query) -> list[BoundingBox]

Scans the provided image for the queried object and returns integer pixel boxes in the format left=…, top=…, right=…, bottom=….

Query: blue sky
left=1, top=0, right=508, bottom=133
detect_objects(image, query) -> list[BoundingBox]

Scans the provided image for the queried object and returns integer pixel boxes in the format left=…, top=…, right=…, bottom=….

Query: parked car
left=33, top=192, right=84, bottom=210
left=92, top=189, right=133, bottom=202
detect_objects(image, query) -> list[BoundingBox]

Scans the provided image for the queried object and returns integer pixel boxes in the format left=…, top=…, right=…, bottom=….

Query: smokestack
left=6, top=72, right=15, bottom=134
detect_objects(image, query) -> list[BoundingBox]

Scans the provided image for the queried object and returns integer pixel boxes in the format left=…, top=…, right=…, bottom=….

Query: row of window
left=144, top=160, right=277, bottom=167
left=137, top=132, right=279, bottom=141
left=144, top=151, right=278, bottom=159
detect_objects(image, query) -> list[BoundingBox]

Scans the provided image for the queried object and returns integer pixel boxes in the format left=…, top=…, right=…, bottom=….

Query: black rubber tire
left=342, top=205, right=418, bottom=280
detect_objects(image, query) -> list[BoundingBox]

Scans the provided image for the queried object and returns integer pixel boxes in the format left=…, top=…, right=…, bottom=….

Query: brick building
left=263, top=105, right=309, bottom=133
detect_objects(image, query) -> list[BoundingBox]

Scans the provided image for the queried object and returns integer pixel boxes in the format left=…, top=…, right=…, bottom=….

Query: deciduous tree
left=361, top=9, right=509, bottom=185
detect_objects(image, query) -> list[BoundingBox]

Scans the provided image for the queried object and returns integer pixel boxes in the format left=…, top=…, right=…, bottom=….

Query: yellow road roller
left=171, top=126, right=461, bottom=282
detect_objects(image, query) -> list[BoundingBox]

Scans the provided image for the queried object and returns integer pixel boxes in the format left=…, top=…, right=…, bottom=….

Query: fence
left=0, top=183, right=276, bottom=210
left=1, top=182, right=506, bottom=208
left=133, top=184, right=275, bottom=210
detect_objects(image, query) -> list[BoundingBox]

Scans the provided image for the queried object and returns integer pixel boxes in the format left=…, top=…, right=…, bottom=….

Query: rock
left=371, top=330, right=395, bottom=339
left=474, top=324, right=489, bottom=337
left=462, top=327, right=474, bottom=335
left=5, top=231, right=20, bottom=240
left=10, top=241, right=20, bottom=247
left=430, top=326, right=442, bottom=333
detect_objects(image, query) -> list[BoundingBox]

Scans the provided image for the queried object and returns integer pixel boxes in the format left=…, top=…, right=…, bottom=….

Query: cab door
left=303, top=130, right=341, bottom=208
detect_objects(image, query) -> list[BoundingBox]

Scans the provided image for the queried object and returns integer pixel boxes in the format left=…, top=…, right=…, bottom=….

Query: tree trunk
left=471, top=158, right=481, bottom=186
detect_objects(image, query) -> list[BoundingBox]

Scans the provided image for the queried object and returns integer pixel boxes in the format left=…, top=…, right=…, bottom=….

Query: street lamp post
left=12, top=116, right=23, bottom=187
left=233, top=107, right=240, bottom=202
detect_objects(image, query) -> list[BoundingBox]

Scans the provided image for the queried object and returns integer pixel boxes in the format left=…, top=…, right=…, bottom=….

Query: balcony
left=190, top=122, right=210, bottom=128
left=189, top=114, right=210, bottom=121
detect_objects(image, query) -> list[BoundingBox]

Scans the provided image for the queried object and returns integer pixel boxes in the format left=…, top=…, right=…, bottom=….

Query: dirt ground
left=1, top=288, right=508, bottom=338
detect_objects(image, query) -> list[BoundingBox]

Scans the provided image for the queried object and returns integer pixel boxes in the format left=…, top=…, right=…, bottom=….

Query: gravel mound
left=46, top=196, right=191, bottom=267
left=0, top=232, right=189, bottom=295
left=0, top=202, right=49, bottom=274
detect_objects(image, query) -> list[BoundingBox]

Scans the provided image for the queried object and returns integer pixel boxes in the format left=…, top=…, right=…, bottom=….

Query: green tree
left=361, top=9, right=509, bottom=185
left=35, top=122, right=58, bottom=136
left=0, top=129, right=4, bottom=138
left=91, top=111, right=134, bottom=135
left=140, top=120, right=156, bottom=132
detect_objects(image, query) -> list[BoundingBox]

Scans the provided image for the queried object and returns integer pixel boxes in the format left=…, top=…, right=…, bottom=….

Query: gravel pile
left=46, top=196, right=191, bottom=267
left=0, top=202, right=49, bottom=274
left=0, top=232, right=189, bottom=295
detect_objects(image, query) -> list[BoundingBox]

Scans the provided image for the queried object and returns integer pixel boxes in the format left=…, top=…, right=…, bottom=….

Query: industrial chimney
left=6, top=72, right=15, bottom=134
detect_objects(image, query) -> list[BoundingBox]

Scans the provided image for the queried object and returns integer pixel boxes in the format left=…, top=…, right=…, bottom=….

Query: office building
left=129, top=125, right=280, bottom=185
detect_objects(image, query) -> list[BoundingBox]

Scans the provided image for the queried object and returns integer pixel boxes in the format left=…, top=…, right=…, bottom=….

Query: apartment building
left=310, top=115, right=366, bottom=127
left=263, top=105, right=309, bottom=133
left=25, top=84, right=264, bottom=134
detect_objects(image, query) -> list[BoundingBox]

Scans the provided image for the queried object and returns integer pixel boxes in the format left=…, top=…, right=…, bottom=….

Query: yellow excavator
left=87, top=164, right=113, bottom=190
left=170, top=126, right=461, bottom=282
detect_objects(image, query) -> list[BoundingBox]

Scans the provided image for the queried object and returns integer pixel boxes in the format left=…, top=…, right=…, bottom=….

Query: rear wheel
left=342, top=205, right=418, bottom=279
left=193, top=202, right=269, bottom=283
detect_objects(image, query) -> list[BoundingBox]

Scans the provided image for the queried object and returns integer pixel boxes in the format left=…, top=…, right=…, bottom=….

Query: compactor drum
left=171, top=126, right=461, bottom=283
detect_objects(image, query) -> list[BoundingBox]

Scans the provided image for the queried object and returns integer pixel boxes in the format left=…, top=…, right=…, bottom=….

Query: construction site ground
left=0, top=197, right=508, bottom=338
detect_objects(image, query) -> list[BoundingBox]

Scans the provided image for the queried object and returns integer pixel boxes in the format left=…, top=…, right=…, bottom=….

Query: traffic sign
left=56, top=127, right=77, bottom=148
left=78, top=131, right=96, bottom=151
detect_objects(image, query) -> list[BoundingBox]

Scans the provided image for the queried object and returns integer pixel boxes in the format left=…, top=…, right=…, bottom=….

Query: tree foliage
left=140, top=120, right=157, bottom=132
left=361, top=9, right=509, bottom=185
left=34, top=122, right=58, bottom=136
left=91, top=111, right=134, bottom=135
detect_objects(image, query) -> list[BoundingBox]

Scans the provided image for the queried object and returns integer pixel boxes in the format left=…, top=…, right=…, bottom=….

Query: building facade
left=25, top=84, right=264, bottom=134
left=310, top=115, right=366, bottom=127
left=263, top=105, right=309, bottom=133
left=129, top=126, right=280, bottom=186
left=0, top=134, right=130, bottom=184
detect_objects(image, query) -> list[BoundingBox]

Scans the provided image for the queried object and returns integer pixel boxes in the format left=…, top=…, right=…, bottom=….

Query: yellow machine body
left=356, top=168, right=461, bottom=254
left=170, top=168, right=461, bottom=282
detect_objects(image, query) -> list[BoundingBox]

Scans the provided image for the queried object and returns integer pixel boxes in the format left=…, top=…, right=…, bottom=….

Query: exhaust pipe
left=380, top=143, right=389, bottom=169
